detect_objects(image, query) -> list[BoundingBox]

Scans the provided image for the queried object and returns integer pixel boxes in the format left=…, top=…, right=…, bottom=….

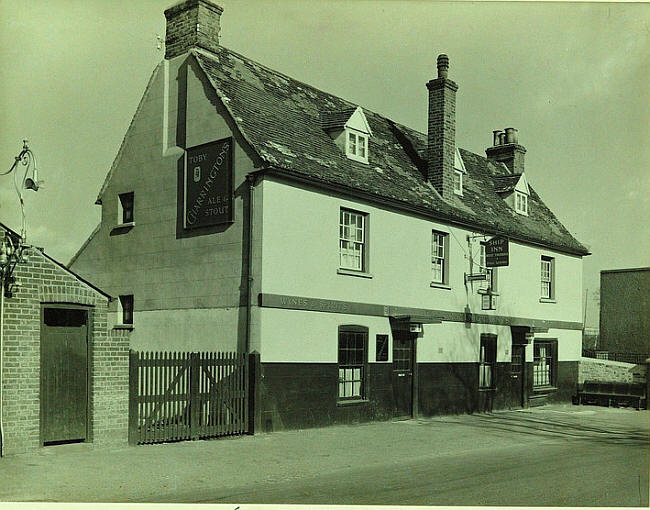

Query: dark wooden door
left=392, top=332, right=414, bottom=418
left=41, top=307, right=88, bottom=444
left=510, top=344, right=525, bottom=408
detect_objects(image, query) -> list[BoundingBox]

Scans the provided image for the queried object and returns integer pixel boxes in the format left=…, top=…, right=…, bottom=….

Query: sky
left=1, top=0, right=648, bottom=327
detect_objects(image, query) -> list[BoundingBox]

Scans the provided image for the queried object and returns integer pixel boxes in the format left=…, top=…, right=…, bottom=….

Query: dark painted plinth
left=259, top=360, right=580, bottom=432
left=260, top=362, right=394, bottom=432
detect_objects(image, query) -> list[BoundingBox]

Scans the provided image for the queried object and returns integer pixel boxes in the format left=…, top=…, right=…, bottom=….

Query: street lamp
left=1, top=140, right=42, bottom=457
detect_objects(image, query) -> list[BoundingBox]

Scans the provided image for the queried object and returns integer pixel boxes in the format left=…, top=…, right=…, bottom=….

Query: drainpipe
left=245, top=174, right=255, bottom=353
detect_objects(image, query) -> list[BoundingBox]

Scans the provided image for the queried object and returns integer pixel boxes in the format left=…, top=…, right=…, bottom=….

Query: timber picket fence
left=128, top=351, right=251, bottom=445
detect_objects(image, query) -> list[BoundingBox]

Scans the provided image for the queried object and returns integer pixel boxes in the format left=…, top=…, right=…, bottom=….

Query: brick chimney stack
left=426, top=54, right=458, bottom=200
left=485, top=127, right=526, bottom=174
left=164, top=0, right=224, bottom=60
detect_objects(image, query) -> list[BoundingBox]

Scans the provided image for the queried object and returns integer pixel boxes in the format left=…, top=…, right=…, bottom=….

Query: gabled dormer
left=453, top=148, right=466, bottom=196
left=493, top=172, right=530, bottom=216
left=321, top=106, right=372, bottom=164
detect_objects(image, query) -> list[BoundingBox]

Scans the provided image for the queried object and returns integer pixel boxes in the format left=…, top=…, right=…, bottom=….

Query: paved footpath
left=0, top=404, right=648, bottom=506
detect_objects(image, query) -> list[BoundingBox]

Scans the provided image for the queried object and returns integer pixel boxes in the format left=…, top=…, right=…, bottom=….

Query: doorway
left=392, top=330, right=415, bottom=418
left=40, top=306, right=89, bottom=445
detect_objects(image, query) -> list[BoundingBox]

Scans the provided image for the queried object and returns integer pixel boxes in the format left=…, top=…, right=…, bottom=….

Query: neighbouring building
left=0, top=222, right=129, bottom=455
left=599, top=268, right=650, bottom=358
left=69, top=0, right=589, bottom=432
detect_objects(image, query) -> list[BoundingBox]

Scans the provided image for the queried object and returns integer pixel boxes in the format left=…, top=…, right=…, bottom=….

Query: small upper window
left=346, top=131, right=368, bottom=163
left=118, top=192, right=134, bottom=225
left=118, top=294, right=134, bottom=325
left=515, top=190, right=528, bottom=215
left=453, top=170, right=463, bottom=196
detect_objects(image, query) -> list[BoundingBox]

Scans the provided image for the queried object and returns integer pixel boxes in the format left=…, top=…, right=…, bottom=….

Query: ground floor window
left=338, top=326, right=368, bottom=400
left=479, top=334, right=497, bottom=389
left=533, top=340, right=557, bottom=387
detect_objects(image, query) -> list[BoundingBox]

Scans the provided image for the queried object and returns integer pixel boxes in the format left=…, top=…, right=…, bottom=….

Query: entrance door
left=41, top=307, right=88, bottom=444
left=392, top=331, right=414, bottom=418
left=510, top=344, right=525, bottom=408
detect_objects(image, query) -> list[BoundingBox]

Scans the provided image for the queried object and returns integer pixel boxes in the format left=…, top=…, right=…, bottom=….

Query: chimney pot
left=498, top=132, right=506, bottom=145
left=505, top=127, right=518, bottom=144
left=437, top=54, right=450, bottom=79
left=493, top=130, right=503, bottom=146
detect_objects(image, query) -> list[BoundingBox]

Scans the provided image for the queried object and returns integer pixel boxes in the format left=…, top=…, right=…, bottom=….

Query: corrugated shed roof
left=190, top=47, right=587, bottom=255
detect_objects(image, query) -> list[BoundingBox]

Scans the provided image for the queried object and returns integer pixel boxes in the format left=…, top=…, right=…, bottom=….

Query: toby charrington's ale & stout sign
left=184, top=138, right=233, bottom=229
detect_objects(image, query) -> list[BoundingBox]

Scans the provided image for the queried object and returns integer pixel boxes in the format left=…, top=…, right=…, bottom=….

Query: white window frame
left=339, top=209, right=366, bottom=272
left=479, top=334, right=497, bottom=389
left=515, top=190, right=528, bottom=215
left=431, top=231, right=449, bottom=285
left=453, top=170, right=463, bottom=196
left=478, top=244, right=498, bottom=309
left=338, top=326, right=368, bottom=400
left=346, top=130, right=369, bottom=164
left=540, top=256, right=554, bottom=300
left=533, top=340, right=557, bottom=388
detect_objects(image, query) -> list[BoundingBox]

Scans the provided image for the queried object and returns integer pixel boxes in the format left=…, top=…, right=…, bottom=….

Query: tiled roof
left=320, top=108, right=357, bottom=131
left=492, top=174, right=522, bottom=193
left=193, top=47, right=588, bottom=255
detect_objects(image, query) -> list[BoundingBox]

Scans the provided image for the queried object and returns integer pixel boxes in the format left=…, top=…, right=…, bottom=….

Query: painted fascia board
left=344, top=106, right=373, bottom=136
left=454, top=148, right=467, bottom=173
left=95, top=62, right=163, bottom=205
left=515, top=172, right=530, bottom=195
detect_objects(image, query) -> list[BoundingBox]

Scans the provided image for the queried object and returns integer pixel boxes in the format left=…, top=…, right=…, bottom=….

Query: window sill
left=533, top=385, right=557, bottom=393
left=430, top=282, right=451, bottom=290
left=337, top=399, right=369, bottom=407
left=111, top=222, right=135, bottom=234
left=477, top=289, right=499, bottom=295
left=539, top=297, right=556, bottom=304
left=337, top=269, right=373, bottom=279
left=113, top=324, right=134, bottom=331
left=479, top=387, right=496, bottom=392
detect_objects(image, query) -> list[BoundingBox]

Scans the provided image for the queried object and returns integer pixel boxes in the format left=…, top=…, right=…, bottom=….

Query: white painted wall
left=260, top=178, right=583, bottom=323
left=259, top=307, right=393, bottom=363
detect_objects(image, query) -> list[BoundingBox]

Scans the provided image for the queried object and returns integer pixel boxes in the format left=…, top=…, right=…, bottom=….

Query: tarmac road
left=168, top=407, right=650, bottom=507
left=1, top=404, right=648, bottom=506
left=209, top=432, right=647, bottom=506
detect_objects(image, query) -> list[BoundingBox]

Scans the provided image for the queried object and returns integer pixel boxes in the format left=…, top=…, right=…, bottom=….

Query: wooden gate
left=128, top=351, right=249, bottom=445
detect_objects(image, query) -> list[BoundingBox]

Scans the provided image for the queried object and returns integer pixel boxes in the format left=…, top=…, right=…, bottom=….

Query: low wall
left=578, top=357, right=647, bottom=385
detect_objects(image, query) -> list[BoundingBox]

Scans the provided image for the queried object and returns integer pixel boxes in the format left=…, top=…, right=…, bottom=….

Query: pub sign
left=184, top=138, right=233, bottom=229
left=485, top=235, right=509, bottom=267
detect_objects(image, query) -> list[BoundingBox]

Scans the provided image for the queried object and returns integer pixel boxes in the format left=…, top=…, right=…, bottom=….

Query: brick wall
left=1, top=246, right=129, bottom=455
left=426, top=75, right=458, bottom=200
left=165, top=0, right=223, bottom=60
left=578, top=357, right=647, bottom=385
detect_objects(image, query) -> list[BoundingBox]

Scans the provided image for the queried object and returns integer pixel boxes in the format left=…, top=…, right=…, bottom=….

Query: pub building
left=70, top=0, right=589, bottom=431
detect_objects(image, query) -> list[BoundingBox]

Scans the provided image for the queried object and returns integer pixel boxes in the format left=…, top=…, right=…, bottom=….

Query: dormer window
left=347, top=131, right=368, bottom=163
left=453, top=170, right=463, bottom=195
left=453, top=148, right=466, bottom=196
left=515, top=190, right=528, bottom=215
left=321, top=106, right=372, bottom=164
